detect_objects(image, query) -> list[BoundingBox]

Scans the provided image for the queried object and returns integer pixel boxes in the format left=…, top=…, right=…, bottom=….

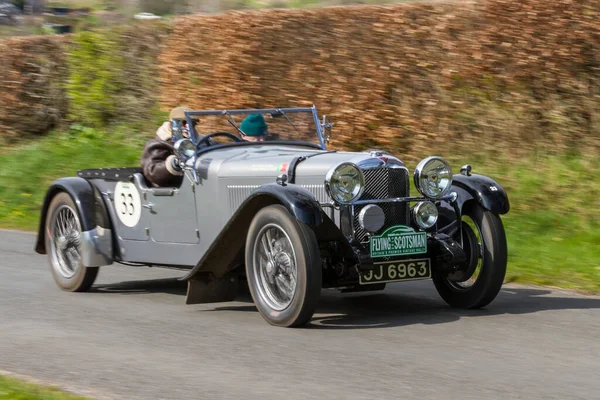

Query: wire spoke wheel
left=45, top=192, right=99, bottom=292
left=49, top=205, right=83, bottom=279
left=245, top=204, right=321, bottom=327
left=253, top=223, right=298, bottom=311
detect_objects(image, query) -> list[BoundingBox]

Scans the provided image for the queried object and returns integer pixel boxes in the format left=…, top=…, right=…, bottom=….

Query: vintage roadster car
left=34, top=106, right=509, bottom=327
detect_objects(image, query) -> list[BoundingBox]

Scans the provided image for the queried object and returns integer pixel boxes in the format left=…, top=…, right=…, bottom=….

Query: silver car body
left=35, top=106, right=510, bottom=305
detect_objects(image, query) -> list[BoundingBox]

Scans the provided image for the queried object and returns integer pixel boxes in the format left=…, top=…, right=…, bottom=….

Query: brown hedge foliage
left=158, top=0, right=600, bottom=159
left=0, top=22, right=172, bottom=143
left=1, top=0, right=599, bottom=158
left=0, top=35, right=70, bottom=142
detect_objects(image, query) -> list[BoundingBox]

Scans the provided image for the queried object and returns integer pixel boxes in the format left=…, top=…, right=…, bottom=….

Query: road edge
left=0, top=369, right=115, bottom=400
left=0, top=227, right=36, bottom=235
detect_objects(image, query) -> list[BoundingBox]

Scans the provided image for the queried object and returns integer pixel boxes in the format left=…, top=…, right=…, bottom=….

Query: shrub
left=66, top=30, right=123, bottom=128
left=65, top=21, right=172, bottom=132
left=0, top=36, right=69, bottom=142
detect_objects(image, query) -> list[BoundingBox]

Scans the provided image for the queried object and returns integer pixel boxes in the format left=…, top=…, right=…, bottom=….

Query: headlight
left=325, top=162, right=364, bottom=204
left=414, top=156, right=453, bottom=198
left=413, top=201, right=438, bottom=229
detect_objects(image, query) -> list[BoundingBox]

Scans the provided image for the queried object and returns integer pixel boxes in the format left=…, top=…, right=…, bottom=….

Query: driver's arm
left=141, top=139, right=183, bottom=187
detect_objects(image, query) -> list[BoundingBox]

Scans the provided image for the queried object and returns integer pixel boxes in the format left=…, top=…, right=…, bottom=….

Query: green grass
left=0, top=125, right=145, bottom=230
left=1, top=128, right=599, bottom=293
left=0, top=374, right=91, bottom=400
left=463, top=153, right=600, bottom=294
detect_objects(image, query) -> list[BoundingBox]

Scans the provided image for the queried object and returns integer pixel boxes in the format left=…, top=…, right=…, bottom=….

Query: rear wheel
left=432, top=202, right=507, bottom=309
left=245, top=205, right=322, bottom=327
left=45, top=192, right=99, bottom=292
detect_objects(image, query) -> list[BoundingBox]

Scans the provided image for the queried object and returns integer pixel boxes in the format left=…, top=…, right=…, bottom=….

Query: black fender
left=34, top=177, right=112, bottom=254
left=251, top=182, right=324, bottom=227
left=182, top=182, right=324, bottom=285
left=437, top=173, right=509, bottom=235
left=452, top=173, right=510, bottom=215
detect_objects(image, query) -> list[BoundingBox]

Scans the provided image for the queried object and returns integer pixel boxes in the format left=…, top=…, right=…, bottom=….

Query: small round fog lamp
left=358, top=204, right=385, bottom=233
left=413, top=201, right=438, bottom=229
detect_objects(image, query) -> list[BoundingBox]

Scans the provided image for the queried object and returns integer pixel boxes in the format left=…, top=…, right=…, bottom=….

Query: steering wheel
left=197, top=132, right=242, bottom=148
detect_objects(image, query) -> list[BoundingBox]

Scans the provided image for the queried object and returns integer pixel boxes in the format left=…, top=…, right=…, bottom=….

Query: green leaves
left=66, top=30, right=124, bottom=129
left=65, top=23, right=171, bottom=132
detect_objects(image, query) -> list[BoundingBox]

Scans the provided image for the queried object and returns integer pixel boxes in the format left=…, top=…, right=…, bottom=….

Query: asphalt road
left=1, top=229, right=600, bottom=400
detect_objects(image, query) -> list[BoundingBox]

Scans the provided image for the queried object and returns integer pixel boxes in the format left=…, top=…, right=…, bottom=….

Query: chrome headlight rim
left=413, top=200, right=439, bottom=229
left=324, top=161, right=365, bottom=205
left=413, top=156, right=453, bottom=199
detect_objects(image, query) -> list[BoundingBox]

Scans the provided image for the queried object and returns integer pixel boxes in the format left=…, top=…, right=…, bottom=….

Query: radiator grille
left=353, top=167, right=410, bottom=243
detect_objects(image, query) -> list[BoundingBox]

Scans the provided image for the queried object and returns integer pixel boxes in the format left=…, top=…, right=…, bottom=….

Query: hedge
left=1, top=0, right=598, bottom=158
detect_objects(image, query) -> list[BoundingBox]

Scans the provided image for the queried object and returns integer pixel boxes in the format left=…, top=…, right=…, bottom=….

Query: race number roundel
left=114, top=181, right=142, bottom=227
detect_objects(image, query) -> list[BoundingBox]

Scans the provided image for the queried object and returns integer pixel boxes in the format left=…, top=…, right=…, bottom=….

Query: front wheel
left=432, top=202, right=507, bottom=309
left=245, top=205, right=322, bottom=327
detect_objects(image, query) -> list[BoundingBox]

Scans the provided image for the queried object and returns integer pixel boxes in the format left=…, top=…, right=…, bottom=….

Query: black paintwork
left=436, top=173, right=509, bottom=235
left=287, top=151, right=337, bottom=184
left=77, top=168, right=142, bottom=182
left=255, top=183, right=325, bottom=227
left=34, top=177, right=113, bottom=254
left=452, top=173, right=510, bottom=215
left=287, top=156, right=303, bottom=184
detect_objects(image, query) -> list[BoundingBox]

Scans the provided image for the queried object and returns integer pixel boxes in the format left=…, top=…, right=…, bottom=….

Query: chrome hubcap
left=253, top=223, right=297, bottom=311
left=49, top=205, right=82, bottom=279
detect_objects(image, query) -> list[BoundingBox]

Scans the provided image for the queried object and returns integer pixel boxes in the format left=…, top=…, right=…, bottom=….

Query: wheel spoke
left=49, top=205, right=82, bottom=280
left=261, top=236, right=271, bottom=258
left=57, top=211, right=64, bottom=237
left=253, top=223, right=298, bottom=311
left=276, top=274, right=293, bottom=300
left=61, top=210, right=68, bottom=236
left=258, top=248, right=269, bottom=262
left=265, top=229, right=275, bottom=254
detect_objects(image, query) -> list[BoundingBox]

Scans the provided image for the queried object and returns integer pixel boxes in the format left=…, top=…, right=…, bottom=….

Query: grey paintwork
left=89, top=144, right=383, bottom=268
left=34, top=106, right=510, bottom=292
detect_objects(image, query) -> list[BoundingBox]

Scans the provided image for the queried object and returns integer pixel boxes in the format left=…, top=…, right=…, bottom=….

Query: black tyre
left=45, top=192, right=99, bottom=292
left=432, top=202, right=507, bottom=309
left=245, top=204, right=322, bottom=327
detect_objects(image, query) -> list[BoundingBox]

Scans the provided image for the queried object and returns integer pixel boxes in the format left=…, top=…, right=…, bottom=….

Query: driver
left=141, top=106, right=199, bottom=188
left=239, top=114, right=268, bottom=142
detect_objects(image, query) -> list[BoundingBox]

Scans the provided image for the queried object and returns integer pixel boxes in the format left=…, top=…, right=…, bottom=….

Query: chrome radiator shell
left=352, top=162, right=410, bottom=243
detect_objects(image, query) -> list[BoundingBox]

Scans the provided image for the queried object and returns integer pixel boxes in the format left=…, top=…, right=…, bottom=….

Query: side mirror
left=174, top=138, right=196, bottom=161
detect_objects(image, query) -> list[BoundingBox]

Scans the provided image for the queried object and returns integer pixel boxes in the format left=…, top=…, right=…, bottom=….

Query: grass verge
left=0, top=374, right=91, bottom=400
left=0, top=128, right=598, bottom=293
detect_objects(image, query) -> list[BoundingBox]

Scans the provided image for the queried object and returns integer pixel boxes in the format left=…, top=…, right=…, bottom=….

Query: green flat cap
left=240, top=114, right=268, bottom=136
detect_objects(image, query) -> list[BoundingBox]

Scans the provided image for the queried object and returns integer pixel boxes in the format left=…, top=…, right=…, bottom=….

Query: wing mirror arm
left=190, top=155, right=199, bottom=184
left=321, top=115, right=333, bottom=143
